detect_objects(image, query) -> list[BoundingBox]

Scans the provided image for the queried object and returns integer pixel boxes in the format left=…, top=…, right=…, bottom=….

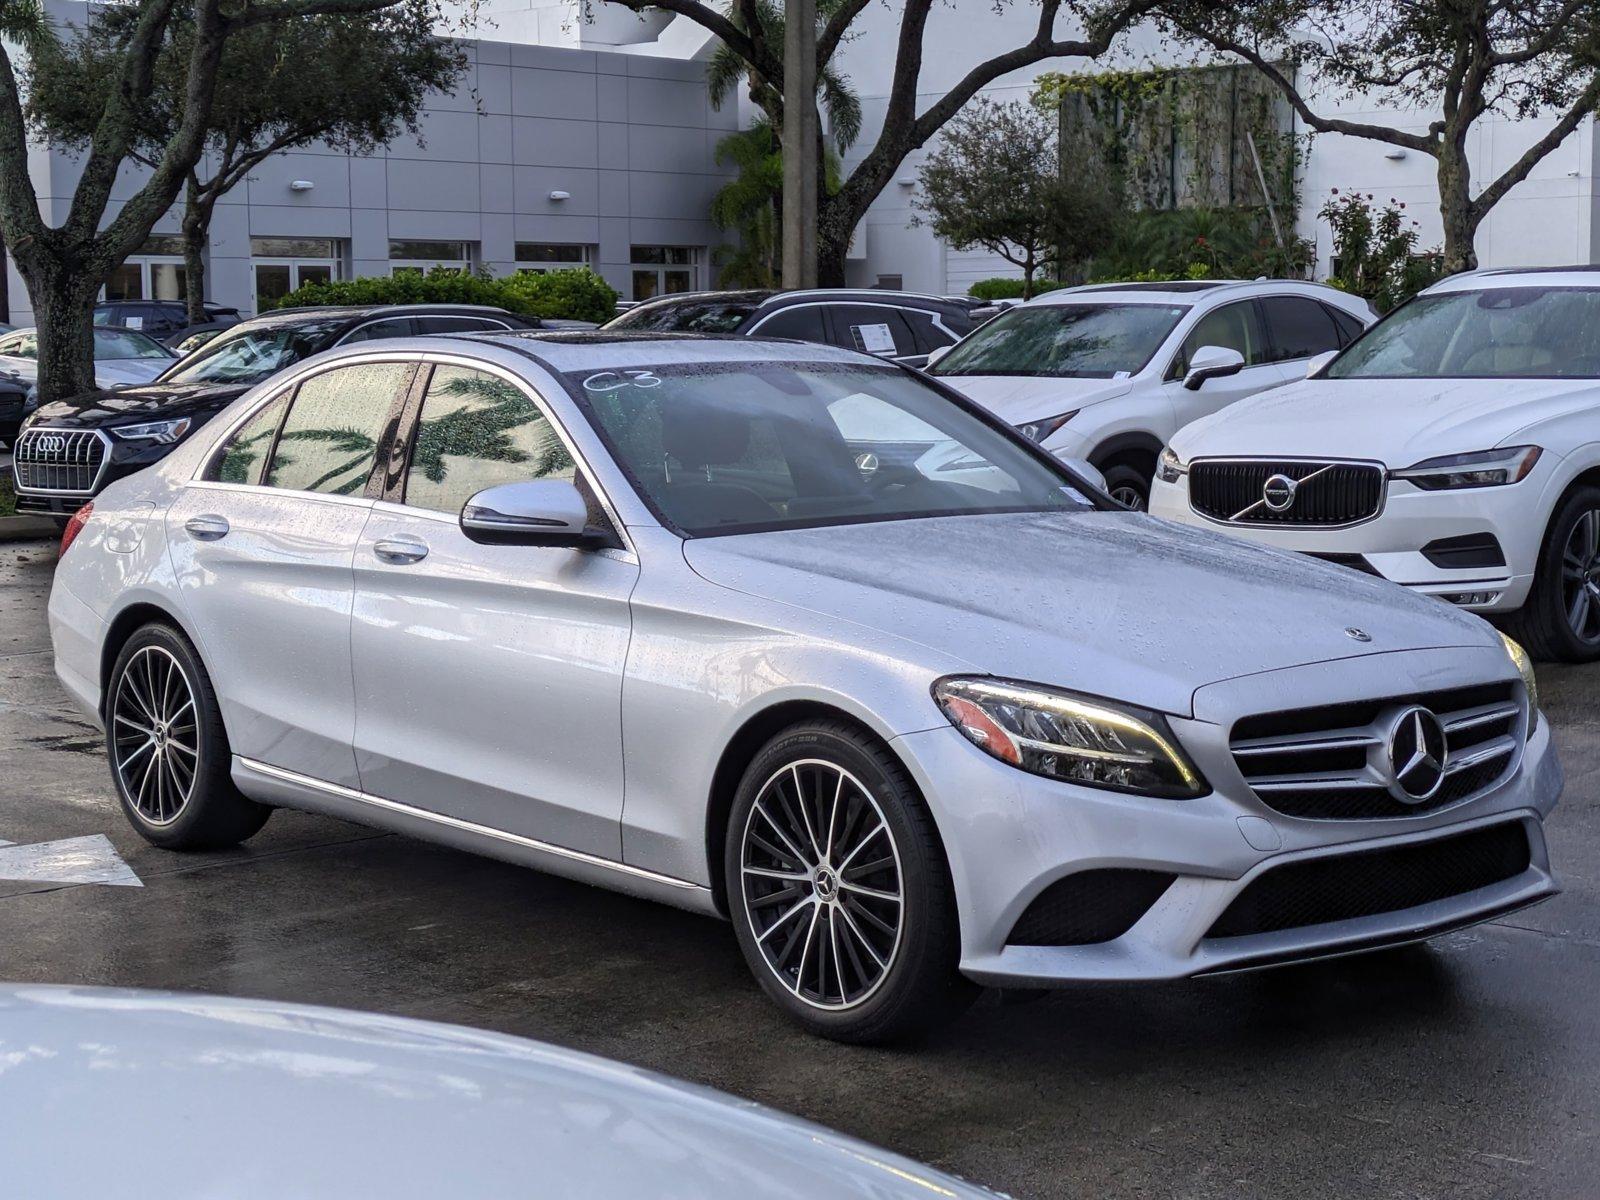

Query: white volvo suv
left=928, top=280, right=1374, bottom=508
left=1151, top=269, right=1600, bottom=662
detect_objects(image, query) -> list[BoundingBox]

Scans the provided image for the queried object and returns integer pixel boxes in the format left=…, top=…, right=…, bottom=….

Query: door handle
left=373, top=536, right=429, bottom=565
left=183, top=514, right=230, bottom=541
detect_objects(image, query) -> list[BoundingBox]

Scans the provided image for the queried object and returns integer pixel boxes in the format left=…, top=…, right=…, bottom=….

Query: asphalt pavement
left=1, top=539, right=1596, bottom=1198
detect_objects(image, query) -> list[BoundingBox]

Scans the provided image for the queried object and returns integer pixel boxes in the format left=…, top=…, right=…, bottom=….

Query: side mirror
left=925, top=345, right=952, bottom=369
left=460, top=479, right=613, bottom=549
left=1182, top=345, right=1246, bottom=391
left=1306, top=350, right=1338, bottom=379
left=1060, top=455, right=1107, bottom=493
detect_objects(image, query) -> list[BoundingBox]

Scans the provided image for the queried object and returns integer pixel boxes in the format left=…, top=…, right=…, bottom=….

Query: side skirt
left=232, top=756, right=720, bottom=918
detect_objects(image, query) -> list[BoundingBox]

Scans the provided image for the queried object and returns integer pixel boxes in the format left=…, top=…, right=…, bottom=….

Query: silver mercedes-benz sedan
left=48, top=332, right=1561, bottom=1042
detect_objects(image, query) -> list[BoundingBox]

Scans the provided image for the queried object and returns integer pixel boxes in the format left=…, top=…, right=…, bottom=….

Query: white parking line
left=0, top=834, right=143, bottom=888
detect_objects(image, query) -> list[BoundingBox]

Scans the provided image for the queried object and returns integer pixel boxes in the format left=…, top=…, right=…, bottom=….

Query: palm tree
left=710, top=118, right=843, bottom=288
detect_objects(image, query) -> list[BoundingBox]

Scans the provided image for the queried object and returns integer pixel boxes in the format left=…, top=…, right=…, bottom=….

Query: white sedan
left=1151, top=268, right=1600, bottom=662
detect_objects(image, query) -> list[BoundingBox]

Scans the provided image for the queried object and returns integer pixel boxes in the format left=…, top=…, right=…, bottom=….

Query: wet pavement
left=1, top=539, right=1597, bottom=1198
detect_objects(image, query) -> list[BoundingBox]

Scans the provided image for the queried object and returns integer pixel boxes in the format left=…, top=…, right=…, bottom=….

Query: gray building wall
left=5, top=8, right=738, bottom=324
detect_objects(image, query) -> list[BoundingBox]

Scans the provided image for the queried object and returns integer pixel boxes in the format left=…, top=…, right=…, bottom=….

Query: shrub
left=967, top=277, right=1073, bottom=301
left=273, top=267, right=619, bottom=324
left=1088, top=207, right=1314, bottom=282
left=1320, top=189, right=1443, bottom=313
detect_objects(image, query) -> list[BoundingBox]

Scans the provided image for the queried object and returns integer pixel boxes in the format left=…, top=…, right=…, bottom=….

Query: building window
left=630, top=245, right=697, bottom=300
left=103, top=236, right=188, bottom=303
left=251, top=237, right=342, bottom=313
left=390, top=239, right=474, bottom=276
left=516, top=243, right=592, bottom=274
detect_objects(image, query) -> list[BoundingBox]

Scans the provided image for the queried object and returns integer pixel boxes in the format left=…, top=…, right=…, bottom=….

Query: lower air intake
left=1007, top=869, right=1176, bottom=946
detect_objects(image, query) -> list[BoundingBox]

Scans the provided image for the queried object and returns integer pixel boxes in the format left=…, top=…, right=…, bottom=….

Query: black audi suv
left=11, top=304, right=537, bottom=521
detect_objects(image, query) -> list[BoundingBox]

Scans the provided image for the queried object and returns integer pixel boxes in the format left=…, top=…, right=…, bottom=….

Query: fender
left=1088, top=429, right=1165, bottom=466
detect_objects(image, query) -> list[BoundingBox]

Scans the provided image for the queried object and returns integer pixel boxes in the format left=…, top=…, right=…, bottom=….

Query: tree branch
left=818, top=0, right=873, bottom=68
left=597, top=0, right=775, bottom=78
left=1476, top=74, right=1600, bottom=214
left=0, top=35, right=45, bottom=250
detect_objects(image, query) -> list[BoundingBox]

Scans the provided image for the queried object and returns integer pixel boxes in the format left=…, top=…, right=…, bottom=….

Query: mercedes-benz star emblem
left=1385, top=705, right=1449, bottom=802
left=1261, top=473, right=1298, bottom=512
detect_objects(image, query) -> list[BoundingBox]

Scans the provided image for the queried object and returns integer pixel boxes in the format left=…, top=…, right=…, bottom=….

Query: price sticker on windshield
left=851, top=323, right=897, bottom=356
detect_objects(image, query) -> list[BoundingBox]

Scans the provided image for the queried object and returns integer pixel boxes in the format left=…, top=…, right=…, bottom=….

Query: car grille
left=1230, top=682, right=1522, bottom=820
left=1189, top=459, right=1384, bottom=526
left=1206, top=820, right=1531, bottom=939
left=13, top=427, right=108, bottom=495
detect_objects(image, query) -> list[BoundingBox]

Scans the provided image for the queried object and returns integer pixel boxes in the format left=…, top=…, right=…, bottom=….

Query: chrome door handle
left=183, top=514, right=230, bottom=541
left=373, top=536, right=429, bottom=565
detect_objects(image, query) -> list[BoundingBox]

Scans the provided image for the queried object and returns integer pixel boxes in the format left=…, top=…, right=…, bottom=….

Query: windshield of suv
left=605, top=299, right=759, bottom=333
left=162, top=318, right=347, bottom=384
left=93, top=328, right=173, bottom=360
left=1329, top=286, right=1600, bottom=378
left=930, top=303, right=1188, bottom=379
left=566, top=361, right=1092, bottom=536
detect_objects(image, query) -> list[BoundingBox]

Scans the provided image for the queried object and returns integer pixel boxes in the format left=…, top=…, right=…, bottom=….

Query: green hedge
left=272, top=267, right=619, bottom=324
left=966, top=277, right=1073, bottom=301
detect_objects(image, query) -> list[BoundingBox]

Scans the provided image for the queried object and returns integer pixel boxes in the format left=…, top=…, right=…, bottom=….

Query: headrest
left=662, top=403, right=752, bottom=468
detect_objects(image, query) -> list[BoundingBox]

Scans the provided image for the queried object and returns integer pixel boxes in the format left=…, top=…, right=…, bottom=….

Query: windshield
left=566, top=362, right=1092, bottom=537
left=930, top=303, right=1187, bottom=379
left=1330, top=286, right=1600, bottom=379
left=162, top=318, right=345, bottom=384
left=606, top=299, right=759, bottom=334
left=93, top=328, right=172, bottom=360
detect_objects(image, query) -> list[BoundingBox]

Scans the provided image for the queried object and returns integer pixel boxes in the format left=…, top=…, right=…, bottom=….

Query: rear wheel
left=107, top=623, right=271, bottom=849
left=1099, top=462, right=1151, bottom=510
left=1505, top=485, right=1600, bottom=662
left=725, top=720, right=976, bottom=1043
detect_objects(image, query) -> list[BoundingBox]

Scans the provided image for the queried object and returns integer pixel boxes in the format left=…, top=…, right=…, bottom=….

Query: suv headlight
left=1393, top=446, right=1541, bottom=490
left=1156, top=446, right=1186, bottom=483
left=932, top=676, right=1208, bottom=798
left=1500, top=632, right=1539, bottom=734
left=1018, top=410, right=1077, bottom=443
left=110, top=417, right=192, bottom=444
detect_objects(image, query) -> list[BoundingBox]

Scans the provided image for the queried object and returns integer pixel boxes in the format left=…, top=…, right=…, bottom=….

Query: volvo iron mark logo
left=1261, top=472, right=1299, bottom=512
left=1385, top=705, right=1449, bottom=802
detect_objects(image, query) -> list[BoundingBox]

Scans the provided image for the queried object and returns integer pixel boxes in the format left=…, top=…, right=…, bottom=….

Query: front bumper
left=1148, top=468, right=1549, bottom=613
left=899, top=646, right=1561, bottom=987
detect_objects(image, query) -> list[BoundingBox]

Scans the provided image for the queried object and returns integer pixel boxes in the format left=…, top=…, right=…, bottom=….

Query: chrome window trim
left=237, top=757, right=706, bottom=893
left=12, top=426, right=113, bottom=496
left=746, top=299, right=961, bottom=346
left=1185, top=454, right=1390, bottom=530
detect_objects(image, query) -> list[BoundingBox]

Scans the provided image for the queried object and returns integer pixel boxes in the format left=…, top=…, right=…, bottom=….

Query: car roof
left=446, top=329, right=877, bottom=372
left=1031, top=278, right=1366, bottom=309
left=229, top=303, right=520, bottom=329
left=758, top=288, right=968, bottom=311
left=1426, top=266, right=1600, bottom=293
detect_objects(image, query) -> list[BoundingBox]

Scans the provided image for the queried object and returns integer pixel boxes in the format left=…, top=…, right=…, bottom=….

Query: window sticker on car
left=851, top=323, right=896, bottom=355
left=124, top=316, right=144, bottom=330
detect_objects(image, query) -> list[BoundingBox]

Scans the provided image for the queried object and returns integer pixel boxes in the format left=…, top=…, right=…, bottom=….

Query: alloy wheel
left=1561, top=508, right=1600, bottom=644
left=739, top=759, right=904, bottom=1010
left=112, top=645, right=200, bottom=826
left=1110, top=484, right=1147, bottom=511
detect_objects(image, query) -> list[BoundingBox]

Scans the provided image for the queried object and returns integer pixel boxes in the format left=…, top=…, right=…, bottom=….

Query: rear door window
left=413, top=316, right=512, bottom=335
left=1325, top=304, right=1366, bottom=346
left=752, top=305, right=827, bottom=342
left=265, top=362, right=413, bottom=496
left=341, top=317, right=417, bottom=344
left=1260, top=296, right=1344, bottom=362
left=827, top=305, right=916, bottom=357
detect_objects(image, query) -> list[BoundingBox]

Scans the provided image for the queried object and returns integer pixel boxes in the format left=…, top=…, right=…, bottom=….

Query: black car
left=602, top=288, right=978, bottom=368
left=12, top=304, right=538, bottom=521
left=1, top=373, right=27, bottom=446
left=94, top=300, right=243, bottom=347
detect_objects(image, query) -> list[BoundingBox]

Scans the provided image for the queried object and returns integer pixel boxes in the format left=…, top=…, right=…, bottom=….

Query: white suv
left=1151, top=268, right=1600, bottom=662
left=928, top=280, right=1374, bottom=507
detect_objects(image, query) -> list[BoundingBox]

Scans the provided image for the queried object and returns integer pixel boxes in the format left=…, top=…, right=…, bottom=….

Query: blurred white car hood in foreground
left=936, top=375, right=1132, bottom=425
left=0, top=985, right=999, bottom=1199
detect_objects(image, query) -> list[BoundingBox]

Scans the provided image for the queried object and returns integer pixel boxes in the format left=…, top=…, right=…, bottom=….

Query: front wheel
left=1099, top=462, right=1150, bottom=511
left=1505, top=485, right=1600, bottom=662
left=725, top=720, right=976, bottom=1043
left=106, top=622, right=271, bottom=849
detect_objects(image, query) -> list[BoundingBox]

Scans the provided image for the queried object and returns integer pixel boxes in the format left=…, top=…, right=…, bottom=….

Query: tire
left=105, top=622, right=271, bottom=849
left=1099, top=462, right=1150, bottom=510
left=1503, top=485, right=1600, bottom=663
left=724, top=720, right=977, bottom=1043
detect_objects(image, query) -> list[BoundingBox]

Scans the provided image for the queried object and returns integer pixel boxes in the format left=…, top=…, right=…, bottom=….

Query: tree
left=912, top=98, right=1118, bottom=296
left=710, top=117, right=841, bottom=287
left=0, top=0, right=432, bottom=404
left=28, top=1, right=465, bottom=325
left=596, top=0, right=1161, bottom=284
left=1156, top=0, right=1600, bottom=273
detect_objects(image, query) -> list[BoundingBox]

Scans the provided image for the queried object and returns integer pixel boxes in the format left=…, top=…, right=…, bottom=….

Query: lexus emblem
left=1261, top=473, right=1298, bottom=512
left=1384, top=706, right=1449, bottom=803
left=35, top=434, right=66, bottom=454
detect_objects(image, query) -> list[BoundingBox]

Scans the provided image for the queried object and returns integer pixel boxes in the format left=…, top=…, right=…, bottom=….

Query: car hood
left=95, top=358, right=173, bottom=386
left=934, top=375, right=1133, bottom=425
left=684, top=510, right=1496, bottom=716
left=1171, top=376, right=1600, bottom=465
left=27, top=380, right=250, bottom=429
left=0, top=985, right=996, bottom=1199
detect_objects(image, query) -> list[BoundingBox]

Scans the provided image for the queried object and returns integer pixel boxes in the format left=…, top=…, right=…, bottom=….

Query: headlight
left=110, top=417, right=192, bottom=444
left=1393, top=446, right=1541, bottom=490
left=932, top=676, right=1207, bottom=798
left=1156, top=446, right=1186, bottom=483
left=1017, top=410, right=1078, bottom=443
left=1500, top=632, right=1539, bottom=733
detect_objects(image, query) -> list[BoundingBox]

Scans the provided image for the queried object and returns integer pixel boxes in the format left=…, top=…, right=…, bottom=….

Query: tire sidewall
left=1099, top=463, right=1150, bottom=511
left=1530, top=487, right=1600, bottom=661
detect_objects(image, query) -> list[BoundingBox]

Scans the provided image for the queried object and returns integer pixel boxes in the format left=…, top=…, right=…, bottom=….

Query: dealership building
left=7, top=0, right=1600, bottom=325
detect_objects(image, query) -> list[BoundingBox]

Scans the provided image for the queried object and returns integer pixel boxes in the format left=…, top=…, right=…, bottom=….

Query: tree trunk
left=182, top=178, right=210, bottom=326
left=1436, top=147, right=1479, bottom=273
left=28, top=269, right=100, bottom=404
left=816, top=193, right=852, bottom=287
